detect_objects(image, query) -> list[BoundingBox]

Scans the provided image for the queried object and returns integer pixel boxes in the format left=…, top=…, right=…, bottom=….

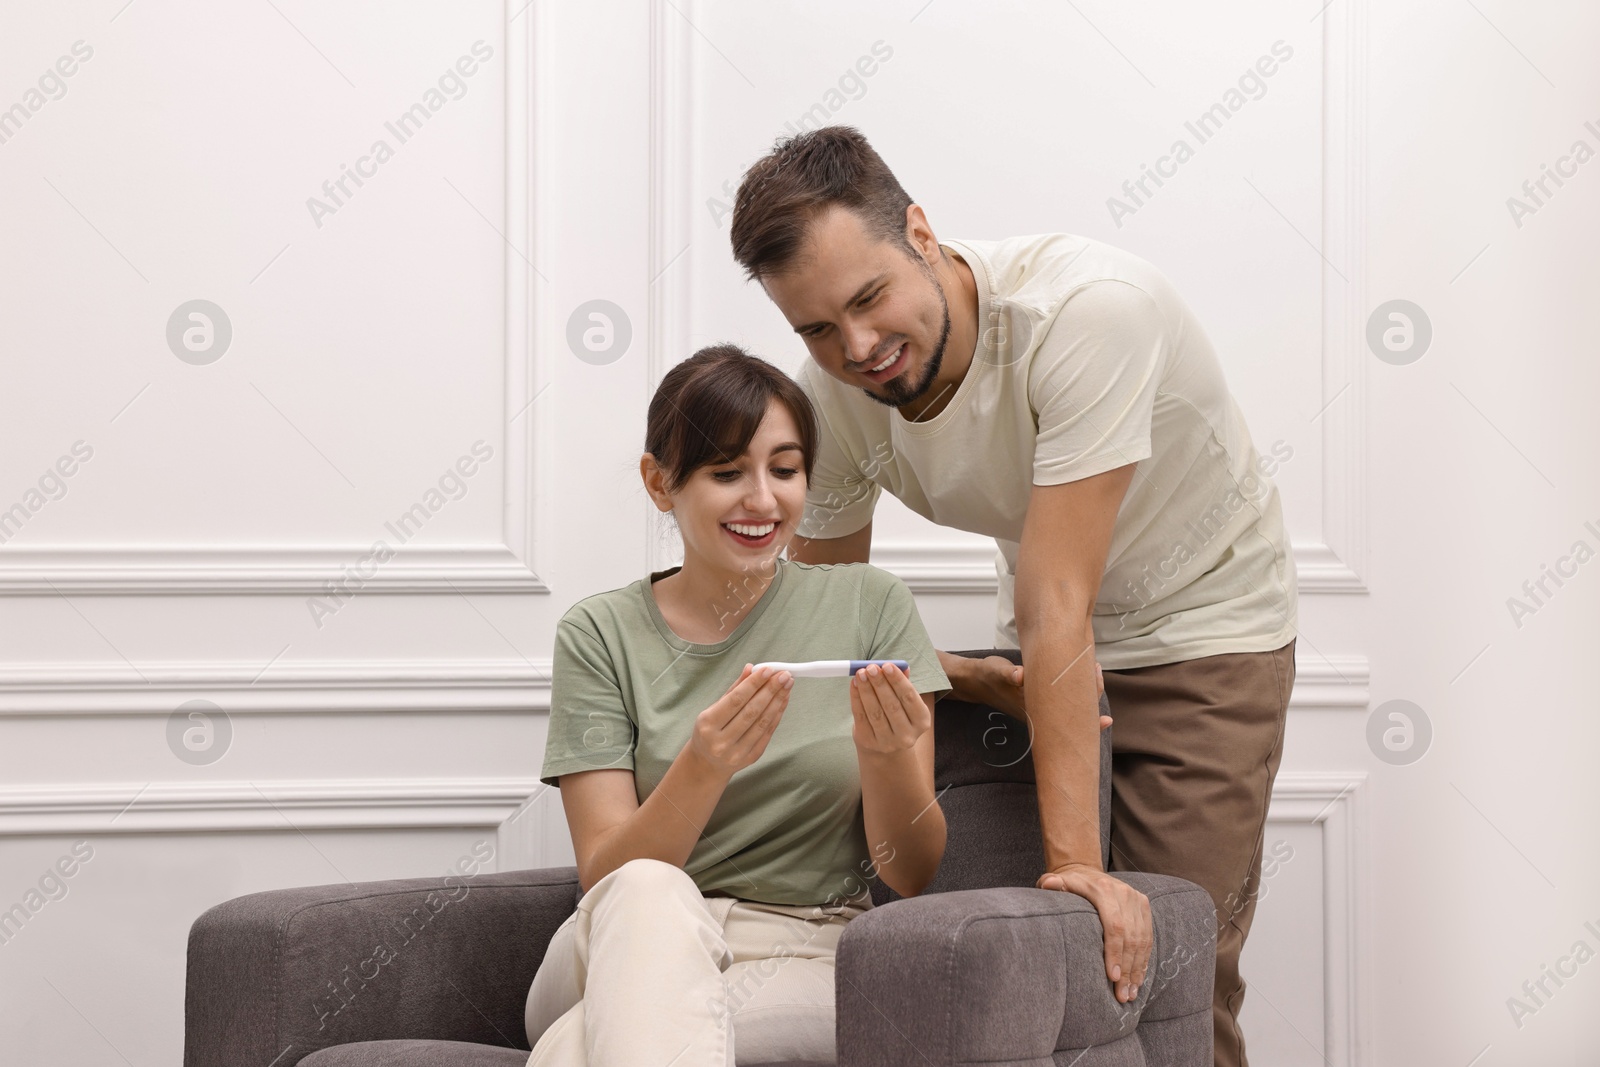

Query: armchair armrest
left=835, top=873, right=1216, bottom=1067
left=183, top=866, right=581, bottom=1067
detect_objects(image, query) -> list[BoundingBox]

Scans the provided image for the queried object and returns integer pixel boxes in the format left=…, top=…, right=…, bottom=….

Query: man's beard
left=860, top=264, right=952, bottom=411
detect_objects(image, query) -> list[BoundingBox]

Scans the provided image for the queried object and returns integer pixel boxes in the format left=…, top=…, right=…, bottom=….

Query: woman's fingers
left=705, top=664, right=761, bottom=730
left=878, top=663, right=928, bottom=738
left=853, top=663, right=923, bottom=748
left=736, top=667, right=788, bottom=722
left=850, top=669, right=889, bottom=746
left=729, top=669, right=791, bottom=749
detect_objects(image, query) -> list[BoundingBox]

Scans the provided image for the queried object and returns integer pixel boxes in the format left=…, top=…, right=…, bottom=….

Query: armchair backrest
left=871, top=647, right=1113, bottom=906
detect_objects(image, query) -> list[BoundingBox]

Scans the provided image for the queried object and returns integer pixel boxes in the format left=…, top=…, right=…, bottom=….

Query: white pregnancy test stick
left=750, top=659, right=908, bottom=678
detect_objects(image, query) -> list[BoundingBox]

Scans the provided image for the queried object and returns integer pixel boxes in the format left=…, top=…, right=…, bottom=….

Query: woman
left=523, top=343, right=952, bottom=1067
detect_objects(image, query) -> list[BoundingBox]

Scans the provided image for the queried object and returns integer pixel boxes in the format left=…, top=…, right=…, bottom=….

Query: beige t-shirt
left=794, top=233, right=1298, bottom=670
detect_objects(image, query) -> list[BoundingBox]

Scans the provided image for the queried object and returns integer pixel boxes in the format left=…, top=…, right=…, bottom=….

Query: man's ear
left=904, top=204, right=941, bottom=265
left=639, top=453, right=673, bottom=513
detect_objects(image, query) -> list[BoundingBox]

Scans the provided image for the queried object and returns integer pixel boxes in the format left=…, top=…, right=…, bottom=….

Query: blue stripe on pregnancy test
left=850, top=660, right=908, bottom=675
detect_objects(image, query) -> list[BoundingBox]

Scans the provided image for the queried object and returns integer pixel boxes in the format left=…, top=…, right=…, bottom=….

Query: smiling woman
left=521, top=342, right=951, bottom=1065
left=640, top=344, right=819, bottom=623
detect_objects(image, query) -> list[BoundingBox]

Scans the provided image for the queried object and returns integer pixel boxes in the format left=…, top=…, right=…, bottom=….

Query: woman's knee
left=587, top=857, right=701, bottom=905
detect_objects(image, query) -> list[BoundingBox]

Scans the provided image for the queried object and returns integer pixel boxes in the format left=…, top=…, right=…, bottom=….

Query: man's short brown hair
left=730, top=126, right=915, bottom=281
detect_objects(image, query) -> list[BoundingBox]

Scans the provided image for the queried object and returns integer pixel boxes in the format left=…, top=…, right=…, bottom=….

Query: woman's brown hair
left=645, top=344, right=819, bottom=494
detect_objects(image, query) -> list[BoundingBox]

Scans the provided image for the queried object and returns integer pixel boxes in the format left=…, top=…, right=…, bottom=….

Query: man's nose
left=840, top=320, right=881, bottom=367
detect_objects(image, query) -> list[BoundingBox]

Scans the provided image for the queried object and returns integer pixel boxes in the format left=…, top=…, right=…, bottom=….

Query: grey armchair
left=183, top=649, right=1216, bottom=1067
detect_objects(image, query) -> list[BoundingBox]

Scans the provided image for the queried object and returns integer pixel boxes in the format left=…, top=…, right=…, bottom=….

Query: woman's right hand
left=689, top=663, right=794, bottom=778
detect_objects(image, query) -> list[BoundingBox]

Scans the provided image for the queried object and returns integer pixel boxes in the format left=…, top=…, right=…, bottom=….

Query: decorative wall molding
left=0, top=4, right=548, bottom=598
left=0, top=659, right=551, bottom=715
left=644, top=0, right=694, bottom=577
left=0, top=652, right=1359, bottom=715
left=0, top=545, right=545, bottom=596
left=0, top=777, right=546, bottom=840
left=1267, top=771, right=1368, bottom=1067
left=1286, top=655, right=1369, bottom=711
left=869, top=540, right=1000, bottom=594
left=1304, top=0, right=1369, bottom=594
left=503, top=0, right=544, bottom=595
left=0, top=649, right=1356, bottom=715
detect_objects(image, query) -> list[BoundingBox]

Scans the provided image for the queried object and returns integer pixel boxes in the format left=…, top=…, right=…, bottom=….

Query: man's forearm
left=934, top=649, right=973, bottom=702
left=1016, top=615, right=1103, bottom=871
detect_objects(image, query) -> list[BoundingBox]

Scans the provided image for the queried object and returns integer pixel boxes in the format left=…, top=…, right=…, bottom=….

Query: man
left=728, top=126, right=1298, bottom=1067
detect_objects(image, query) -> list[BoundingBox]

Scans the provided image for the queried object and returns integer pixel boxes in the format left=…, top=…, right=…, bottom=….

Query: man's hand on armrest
left=936, top=651, right=1105, bottom=713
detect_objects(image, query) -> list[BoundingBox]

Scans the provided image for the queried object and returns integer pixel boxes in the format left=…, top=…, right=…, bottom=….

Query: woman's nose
left=744, top=473, right=777, bottom=510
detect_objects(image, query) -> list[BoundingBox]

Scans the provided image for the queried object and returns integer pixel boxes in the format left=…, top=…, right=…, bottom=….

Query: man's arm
left=787, top=520, right=873, bottom=566
left=1014, top=461, right=1151, bottom=1006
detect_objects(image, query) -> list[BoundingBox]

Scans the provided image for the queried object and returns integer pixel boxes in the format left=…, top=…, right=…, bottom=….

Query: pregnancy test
left=750, top=659, right=908, bottom=678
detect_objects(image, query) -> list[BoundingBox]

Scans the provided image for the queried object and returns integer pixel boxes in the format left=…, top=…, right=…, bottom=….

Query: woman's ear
left=639, top=453, right=674, bottom=513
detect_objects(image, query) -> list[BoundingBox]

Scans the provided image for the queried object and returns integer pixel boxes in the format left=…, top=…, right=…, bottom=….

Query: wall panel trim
left=0, top=777, right=544, bottom=838
left=1267, top=770, right=1369, bottom=1067
left=0, top=659, right=551, bottom=715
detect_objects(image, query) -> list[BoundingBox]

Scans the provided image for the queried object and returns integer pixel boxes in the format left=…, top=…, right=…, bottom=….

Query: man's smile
left=858, top=342, right=909, bottom=383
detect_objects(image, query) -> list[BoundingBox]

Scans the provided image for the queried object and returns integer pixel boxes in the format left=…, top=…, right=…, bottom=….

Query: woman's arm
left=557, top=745, right=730, bottom=893
left=852, top=669, right=946, bottom=897
left=559, top=663, right=794, bottom=892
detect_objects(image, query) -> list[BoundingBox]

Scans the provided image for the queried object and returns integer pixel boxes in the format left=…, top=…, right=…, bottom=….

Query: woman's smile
left=721, top=520, right=780, bottom=547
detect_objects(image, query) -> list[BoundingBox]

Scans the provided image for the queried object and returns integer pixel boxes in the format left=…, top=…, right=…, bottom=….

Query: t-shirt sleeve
left=540, top=615, right=637, bottom=788
left=1029, top=280, right=1166, bottom=486
left=794, top=368, right=881, bottom=541
left=861, top=567, right=951, bottom=699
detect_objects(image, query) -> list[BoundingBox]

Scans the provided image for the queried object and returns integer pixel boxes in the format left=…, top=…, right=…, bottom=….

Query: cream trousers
left=524, top=858, right=872, bottom=1067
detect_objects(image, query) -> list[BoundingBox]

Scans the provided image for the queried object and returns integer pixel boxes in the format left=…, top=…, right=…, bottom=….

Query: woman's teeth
left=724, top=522, right=776, bottom=537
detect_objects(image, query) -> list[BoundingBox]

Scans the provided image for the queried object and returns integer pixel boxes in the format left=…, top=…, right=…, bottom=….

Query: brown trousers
left=1100, top=638, right=1295, bottom=1067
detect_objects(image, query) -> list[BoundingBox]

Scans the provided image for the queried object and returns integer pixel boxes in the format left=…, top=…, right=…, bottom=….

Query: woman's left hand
left=850, top=663, right=933, bottom=756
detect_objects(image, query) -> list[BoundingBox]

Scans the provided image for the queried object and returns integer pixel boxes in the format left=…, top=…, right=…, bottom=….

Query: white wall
left=1, top=1, right=1596, bottom=1064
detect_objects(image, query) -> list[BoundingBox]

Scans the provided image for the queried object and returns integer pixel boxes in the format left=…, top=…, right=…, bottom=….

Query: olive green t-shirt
left=541, top=558, right=950, bottom=906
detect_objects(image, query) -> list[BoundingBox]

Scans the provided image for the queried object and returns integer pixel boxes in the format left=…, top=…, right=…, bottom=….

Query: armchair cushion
left=183, top=868, right=580, bottom=1067
left=299, top=1040, right=528, bottom=1066
left=837, top=874, right=1216, bottom=1066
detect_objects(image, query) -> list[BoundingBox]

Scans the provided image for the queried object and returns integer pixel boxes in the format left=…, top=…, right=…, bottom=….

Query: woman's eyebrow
left=721, top=442, right=803, bottom=462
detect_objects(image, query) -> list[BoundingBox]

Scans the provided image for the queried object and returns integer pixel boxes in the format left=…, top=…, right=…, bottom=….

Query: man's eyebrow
left=792, top=274, right=889, bottom=334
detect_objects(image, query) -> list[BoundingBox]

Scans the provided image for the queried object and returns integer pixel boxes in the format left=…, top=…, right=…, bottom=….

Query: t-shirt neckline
left=639, top=557, right=789, bottom=654
left=890, top=240, right=995, bottom=436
